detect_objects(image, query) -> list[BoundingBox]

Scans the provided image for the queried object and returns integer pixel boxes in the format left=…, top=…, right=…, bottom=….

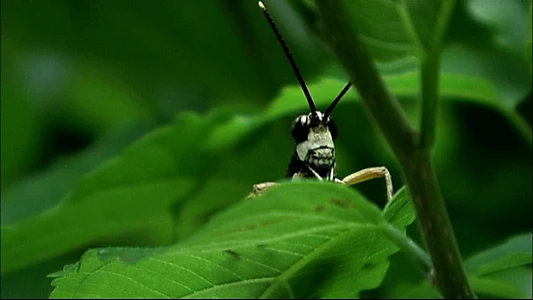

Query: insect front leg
left=246, top=181, right=278, bottom=200
left=340, top=166, right=394, bottom=202
left=246, top=168, right=322, bottom=200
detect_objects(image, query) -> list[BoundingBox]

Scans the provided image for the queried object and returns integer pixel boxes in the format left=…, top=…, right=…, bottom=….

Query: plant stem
left=382, top=223, right=432, bottom=276
left=419, top=0, right=455, bottom=150
left=316, top=1, right=476, bottom=298
left=402, top=151, right=475, bottom=298
left=420, top=53, right=440, bottom=150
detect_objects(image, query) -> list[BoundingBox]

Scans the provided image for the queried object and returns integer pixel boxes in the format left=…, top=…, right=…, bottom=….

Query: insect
left=249, top=1, right=393, bottom=202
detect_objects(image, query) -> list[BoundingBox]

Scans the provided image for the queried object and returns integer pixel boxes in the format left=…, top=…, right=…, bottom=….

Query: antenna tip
left=258, top=1, right=265, bottom=10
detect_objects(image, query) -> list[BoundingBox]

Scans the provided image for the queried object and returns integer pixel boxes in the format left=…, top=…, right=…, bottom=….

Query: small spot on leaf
left=314, top=204, right=325, bottom=212
left=223, top=249, right=240, bottom=259
left=329, top=198, right=354, bottom=208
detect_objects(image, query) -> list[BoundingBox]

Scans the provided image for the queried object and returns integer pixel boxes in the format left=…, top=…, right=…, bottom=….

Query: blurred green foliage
left=1, top=0, right=531, bottom=298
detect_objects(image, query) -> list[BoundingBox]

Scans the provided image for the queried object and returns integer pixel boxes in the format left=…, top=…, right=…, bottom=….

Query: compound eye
left=291, top=115, right=309, bottom=142
left=328, top=117, right=338, bottom=140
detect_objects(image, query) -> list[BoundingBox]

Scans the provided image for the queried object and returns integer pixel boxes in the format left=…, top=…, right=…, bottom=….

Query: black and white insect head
left=292, top=111, right=337, bottom=172
left=285, top=83, right=350, bottom=181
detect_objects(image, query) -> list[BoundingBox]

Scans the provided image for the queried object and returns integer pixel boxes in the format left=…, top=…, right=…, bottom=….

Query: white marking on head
left=296, top=125, right=334, bottom=162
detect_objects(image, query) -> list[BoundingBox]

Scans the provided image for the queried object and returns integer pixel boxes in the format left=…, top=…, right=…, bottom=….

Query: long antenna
left=324, top=82, right=352, bottom=119
left=258, top=1, right=317, bottom=116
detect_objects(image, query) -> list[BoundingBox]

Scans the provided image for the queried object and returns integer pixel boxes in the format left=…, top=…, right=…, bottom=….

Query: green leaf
left=465, top=232, right=532, bottom=276
left=385, top=279, right=442, bottom=299
left=265, top=72, right=504, bottom=118
left=317, top=0, right=450, bottom=64
left=385, top=265, right=532, bottom=299
left=49, top=181, right=415, bottom=298
left=387, top=270, right=532, bottom=299
left=0, top=111, right=225, bottom=274
left=382, top=186, right=415, bottom=229
left=463, top=232, right=533, bottom=298
left=469, top=272, right=529, bottom=299
left=1, top=122, right=155, bottom=225
left=442, top=2, right=531, bottom=111
left=61, top=62, right=153, bottom=134
left=329, top=0, right=420, bottom=63
left=467, top=0, right=530, bottom=51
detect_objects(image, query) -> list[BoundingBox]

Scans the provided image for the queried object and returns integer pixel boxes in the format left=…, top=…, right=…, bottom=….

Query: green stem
left=420, top=53, right=440, bottom=150
left=402, top=151, right=475, bottom=298
left=382, top=224, right=432, bottom=276
left=419, top=0, right=456, bottom=150
left=316, top=1, right=476, bottom=298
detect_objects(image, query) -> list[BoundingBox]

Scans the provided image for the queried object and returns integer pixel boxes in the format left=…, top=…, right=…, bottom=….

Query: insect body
left=250, top=1, right=393, bottom=202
